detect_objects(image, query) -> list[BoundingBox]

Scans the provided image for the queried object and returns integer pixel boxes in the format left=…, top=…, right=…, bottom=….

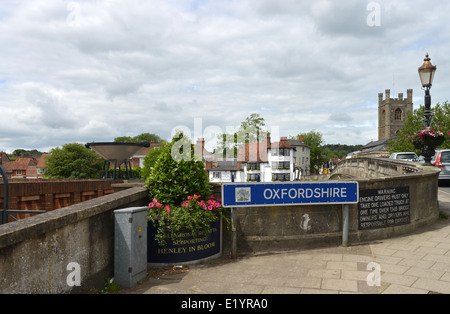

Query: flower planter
left=423, top=135, right=445, bottom=147
left=147, top=218, right=222, bottom=266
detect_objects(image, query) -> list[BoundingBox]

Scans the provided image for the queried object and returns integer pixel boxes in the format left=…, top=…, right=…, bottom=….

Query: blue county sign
left=222, top=182, right=359, bottom=208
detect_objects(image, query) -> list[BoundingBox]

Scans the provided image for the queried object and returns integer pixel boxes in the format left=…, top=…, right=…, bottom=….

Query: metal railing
left=1, top=165, right=46, bottom=225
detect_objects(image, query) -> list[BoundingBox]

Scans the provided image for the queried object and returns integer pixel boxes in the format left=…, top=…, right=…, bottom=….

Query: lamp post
left=418, top=53, right=437, bottom=165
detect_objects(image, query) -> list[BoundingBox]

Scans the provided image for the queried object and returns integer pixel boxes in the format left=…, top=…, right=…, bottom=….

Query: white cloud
left=0, top=0, right=448, bottom=152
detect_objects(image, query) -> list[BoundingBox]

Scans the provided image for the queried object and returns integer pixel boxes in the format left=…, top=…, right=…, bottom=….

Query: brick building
left=2, top=157, right=38, bottom=179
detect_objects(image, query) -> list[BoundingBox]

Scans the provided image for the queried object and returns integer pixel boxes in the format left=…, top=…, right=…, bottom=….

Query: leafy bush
left=45, top=143, right=104, bottom=179
left=146, top=132, right=227, bottom=246
left=146, top=132, right=211, bottom=205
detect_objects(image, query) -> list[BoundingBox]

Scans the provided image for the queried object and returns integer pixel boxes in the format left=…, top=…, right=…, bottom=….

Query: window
left=272, top=173, right=290, bottom=181
left=247, top=162, right=260, bottom=171
left=272, top=162, right=290, bottom=170
left=395, top=108, right=402, bottom=121
left=213, top=172, right=221, bottom=179
left=441, top=152, right=450, bottom=163
left=247, top=173, right=259, bottom=181
left=272, top=148, right=290, bottom=156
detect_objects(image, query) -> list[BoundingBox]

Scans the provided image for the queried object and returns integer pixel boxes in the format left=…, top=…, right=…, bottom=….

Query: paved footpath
left=122, top=189, right=450, bottom=294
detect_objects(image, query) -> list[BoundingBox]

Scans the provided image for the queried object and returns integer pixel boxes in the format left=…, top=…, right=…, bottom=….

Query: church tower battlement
left=378, top=89, right=413, bottom=141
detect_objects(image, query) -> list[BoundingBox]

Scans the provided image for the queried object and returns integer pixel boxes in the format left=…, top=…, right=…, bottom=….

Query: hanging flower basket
left=409, top=127, right=446, bottom=149
left=423, top=134, right=445, bottom=147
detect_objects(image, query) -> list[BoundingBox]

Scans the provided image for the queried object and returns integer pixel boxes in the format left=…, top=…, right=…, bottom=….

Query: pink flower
left=152, top=199, right=158, bottom=203
left=215, top=203, right=220, bottom=208
left=194, top=194, right=199, bottom=199
left=149, top=203, right=154, bottom=208
left=156, top=203, right=162, bottom=209
left=210, top=195, right=215, bottom=199
left=187, top=196, right=192, bottom=200
left=164, top=205, right=170, bottom=212
left=182, top=202, right=188, bottom=207
left=208, top=205, right=213, bottom=210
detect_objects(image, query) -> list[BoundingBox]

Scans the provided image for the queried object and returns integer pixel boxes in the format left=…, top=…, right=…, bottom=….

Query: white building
left=268, top=137, right=294, bottom=181
left=208, top=159, right=240, bottom=183
left=287, top=136, right=311, bottom=177
left=208, top=135, right=310, bottom=183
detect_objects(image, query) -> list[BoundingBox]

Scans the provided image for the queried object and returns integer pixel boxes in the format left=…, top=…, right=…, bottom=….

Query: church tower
left=378, top=89, right=413, bottom=141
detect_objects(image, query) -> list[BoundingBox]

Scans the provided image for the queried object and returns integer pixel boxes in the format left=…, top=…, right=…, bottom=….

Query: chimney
left=298, top=135, right=304, bottom=141
left=266, top=133, right=271, bottom=149
left=195, top=138, right=205, bottom=158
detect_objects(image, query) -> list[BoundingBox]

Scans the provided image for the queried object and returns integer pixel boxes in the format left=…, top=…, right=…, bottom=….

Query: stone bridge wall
left=0, top=185, right=148, bottom=293
left=330, top=157, right=422, bottom=179
left=213, top=158, right=441, bottom=253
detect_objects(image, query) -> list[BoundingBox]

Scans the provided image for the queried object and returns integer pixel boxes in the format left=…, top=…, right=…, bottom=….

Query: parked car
left=433, top=149, right=450, bottom=181
left=389, top=152, right=418, bottom=162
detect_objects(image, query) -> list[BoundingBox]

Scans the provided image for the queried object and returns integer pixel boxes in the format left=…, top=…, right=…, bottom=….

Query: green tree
left=146, top=131, right=211, bottom=206
left=292, top=130, right=326, bottom=174
left=114, top=133, right=164, bottom=144
left=388, top=102, right=450, bottom=154
left=45, top=143, right=104, bottom=179
left=11, top=149, right=46, bottom=157
left=321, top=144, right=364, bottom=159
left=215, top=113, right=267, bottom=158
left=141, top=143, right=166, bottom=179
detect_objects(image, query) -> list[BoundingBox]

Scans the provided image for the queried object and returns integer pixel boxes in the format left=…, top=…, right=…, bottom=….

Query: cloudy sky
left=0, top=0, right=449, bottom=153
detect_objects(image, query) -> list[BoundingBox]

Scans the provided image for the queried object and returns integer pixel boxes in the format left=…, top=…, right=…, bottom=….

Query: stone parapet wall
left=0, top=185, right=148, bottom=293
left=331, top=157, right=422, bottom=179
left=212, top=160, right=441, bottom=253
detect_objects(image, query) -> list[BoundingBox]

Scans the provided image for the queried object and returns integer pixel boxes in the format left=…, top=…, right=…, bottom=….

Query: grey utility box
left=114, top=206, right=148, bottom=289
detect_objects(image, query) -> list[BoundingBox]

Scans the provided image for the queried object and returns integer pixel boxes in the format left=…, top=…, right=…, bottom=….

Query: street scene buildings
left=205, top=135, right=311, bottom=183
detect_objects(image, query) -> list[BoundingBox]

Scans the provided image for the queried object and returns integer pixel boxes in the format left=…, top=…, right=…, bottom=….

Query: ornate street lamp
left=418, top=53, right=439, bottom=165
left=418, top=53, right=437, bottom=127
